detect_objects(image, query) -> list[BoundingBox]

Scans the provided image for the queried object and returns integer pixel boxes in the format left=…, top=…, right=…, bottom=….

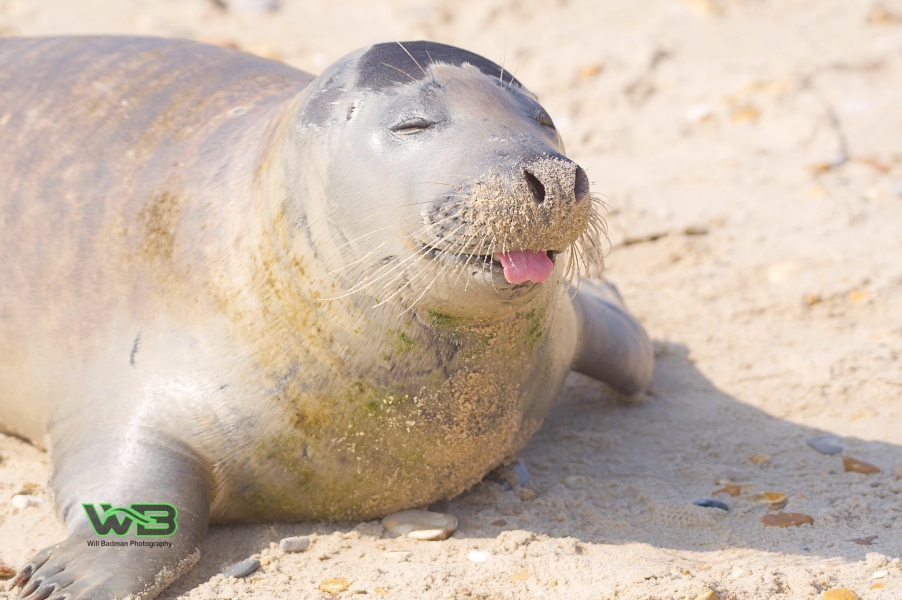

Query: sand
left=1, top=0, right=902, bottom=598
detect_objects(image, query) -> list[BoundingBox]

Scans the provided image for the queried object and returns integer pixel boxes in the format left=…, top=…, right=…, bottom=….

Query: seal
left=0, top=37, right=653, bottom=599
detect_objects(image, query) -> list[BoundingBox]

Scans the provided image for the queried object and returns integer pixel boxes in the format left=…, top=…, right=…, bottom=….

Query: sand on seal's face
left=2, top=1, right=902, bottom=599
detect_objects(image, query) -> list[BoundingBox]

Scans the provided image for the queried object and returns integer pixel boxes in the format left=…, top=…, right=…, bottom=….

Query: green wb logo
left=82, top=503, right=178, bottom=537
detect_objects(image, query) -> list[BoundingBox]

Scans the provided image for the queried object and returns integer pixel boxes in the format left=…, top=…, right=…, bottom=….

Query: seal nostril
left=574, top=166, right=589, bottom=201
left=523, top=169, right=546, bottom=204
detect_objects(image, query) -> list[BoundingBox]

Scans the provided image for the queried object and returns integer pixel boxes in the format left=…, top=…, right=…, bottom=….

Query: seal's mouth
left=495, top=250, right=556, bottom=284
left=424, top=244, right=558, bottom=285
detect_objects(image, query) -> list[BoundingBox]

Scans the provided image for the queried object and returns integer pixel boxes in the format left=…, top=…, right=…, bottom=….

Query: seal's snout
left=520, top=157, right=590, bottom=206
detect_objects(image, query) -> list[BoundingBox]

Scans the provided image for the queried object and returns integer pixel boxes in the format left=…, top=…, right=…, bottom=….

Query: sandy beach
left=1, top=1, right=902, bottom=598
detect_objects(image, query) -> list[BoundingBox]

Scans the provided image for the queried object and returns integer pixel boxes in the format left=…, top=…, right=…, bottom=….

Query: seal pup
left=0, top=37, right=653, bottom=599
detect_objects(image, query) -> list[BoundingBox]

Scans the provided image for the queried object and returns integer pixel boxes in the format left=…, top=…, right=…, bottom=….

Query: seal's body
left=1, top=37, right=653, bottom=599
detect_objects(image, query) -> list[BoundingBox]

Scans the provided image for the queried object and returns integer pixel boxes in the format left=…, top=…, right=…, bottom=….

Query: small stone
left=517, top=488, right=535, bottom=501
left=745, top=492, right=787, bottom=504
left=748, top=454, right=771, bottom=465
left=10, top=494, right=43, bottom=509
left=227, top=0, right=280, bottom=13
left=486, top=459, right=530, bottom=490
left=822, top=588, right=857, bottom=600
left=802, top=294, right=823, bottom=307
left=512, top=461, right=530, bottom=484
left=850, top=535, right=878, bottom=546
left=382, top=509, right=457, bottom=541
left=374, top=589, right=389, bottom=595
left=849, top=289, right=870, bottom=303
left=807, top=435, right=844, bottom=455
left=383, top=551, right=410, bottom=562
left=467, top=550, right=490, bottom=563
left=843, top=456, right=880, bottom=474
left=0, top=563, right=16, bottom=579
left=693, top=498, right=729, bottom=511
left=713, top=485, right=749, bottom=497
left=491, top=519, right=508, bottom=527
left=578, top=63, right=604, bottom=80
left=279, top=536, right=310, bottom=553
left=508, top=571, right=530, bottom=582
left=685, top=103, right=715, bottom=124
left=319, top=578, right=350, bottom=593
left=221, top=558, right=260, bottom=578
left=871, top=582, right=884, bottom=589
left=694, top=591, right=719, bottom=600
left=762, top=512, right=814, bottom=527
left=872, top=570, right=888, bottom=579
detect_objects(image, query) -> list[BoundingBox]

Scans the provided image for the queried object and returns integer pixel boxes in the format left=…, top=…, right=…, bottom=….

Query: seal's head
left=290, top=41, right=604, bottom=316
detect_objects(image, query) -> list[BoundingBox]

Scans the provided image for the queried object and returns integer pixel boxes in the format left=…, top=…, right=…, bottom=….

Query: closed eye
left=390, top=118, right=436, bottom=134
left=536, top=112, right=556, bottom=130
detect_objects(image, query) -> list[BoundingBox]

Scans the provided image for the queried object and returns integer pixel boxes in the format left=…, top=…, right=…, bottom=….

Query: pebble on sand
left=822, top=588, right=857, bottom=600
left=806, top=435, right=844, bottom=455
left=693, top=498, right=729, bottom=511
left=0, top=563, right=16, bottom=579
left=713, top=484, right=751, bottom=497
left=383, top=551, right=411, bottom=562
left=509, top=571, right=530, bottom=582
left=872, top=570, right=888, bottom=579
left=762, top=512, right=814, bottom=527
left=468, top=550, right=490, bottom=563
left=10, top=494, right=44, bottom=509
left=226, top=0, right=280, bottom=13
left=485, top=459, right=530, bottom=490
left=382, top=509, right=458, bottom=541
left=221, top=558, right=260, bottom=578
left=319, top=577, right=351, bottom=593
left=745, top=492, right=787, bottom=504
left=694, top=590, right=720, bottom=600
left=843, top=456, right=880, bottom=474
left=850, top=535, right=878, bottom=546
left=278, top=536, right=310, bottom=553
left=748, top=454, right=771, bottom=465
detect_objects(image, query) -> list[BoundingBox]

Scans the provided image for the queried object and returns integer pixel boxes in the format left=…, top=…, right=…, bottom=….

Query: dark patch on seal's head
left=355, top=41, right=524, bottom=92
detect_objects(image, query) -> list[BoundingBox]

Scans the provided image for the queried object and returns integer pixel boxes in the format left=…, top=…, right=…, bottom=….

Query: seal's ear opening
left=355, top=41, right=525, bottom=92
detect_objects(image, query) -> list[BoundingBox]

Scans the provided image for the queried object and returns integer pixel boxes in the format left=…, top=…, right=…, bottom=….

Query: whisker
left=352, top=222, right=468, bottom=299
left=321, top=242, right=435, bottom=302
left=380, top=61, right=418, bottom=82
left=396, top=42, right=428, bottom=77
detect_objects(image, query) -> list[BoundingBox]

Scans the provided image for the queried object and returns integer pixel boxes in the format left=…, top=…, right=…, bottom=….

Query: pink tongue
left=496, top=250, right=554, bottom=284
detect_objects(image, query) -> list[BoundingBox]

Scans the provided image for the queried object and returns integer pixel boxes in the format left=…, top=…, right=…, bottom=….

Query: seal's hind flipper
left=569, top=279, right=654, bottom=394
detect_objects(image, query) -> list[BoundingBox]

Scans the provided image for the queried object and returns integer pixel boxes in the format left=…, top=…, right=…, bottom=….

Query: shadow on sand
left=162, top=342, right=902, bottom=595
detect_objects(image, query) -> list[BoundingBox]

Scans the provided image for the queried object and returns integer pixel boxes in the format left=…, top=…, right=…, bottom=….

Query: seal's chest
left=247, top=309, right=563, bottom=520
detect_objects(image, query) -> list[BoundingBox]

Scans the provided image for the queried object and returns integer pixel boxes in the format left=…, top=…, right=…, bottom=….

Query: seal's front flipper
left=14, top=427, right=211, bottom=600
left=570, top=279, right=654, bottom=395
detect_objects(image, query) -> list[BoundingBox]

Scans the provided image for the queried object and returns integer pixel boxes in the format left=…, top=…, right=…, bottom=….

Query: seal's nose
left=522, top=157, right=590, bottom=205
